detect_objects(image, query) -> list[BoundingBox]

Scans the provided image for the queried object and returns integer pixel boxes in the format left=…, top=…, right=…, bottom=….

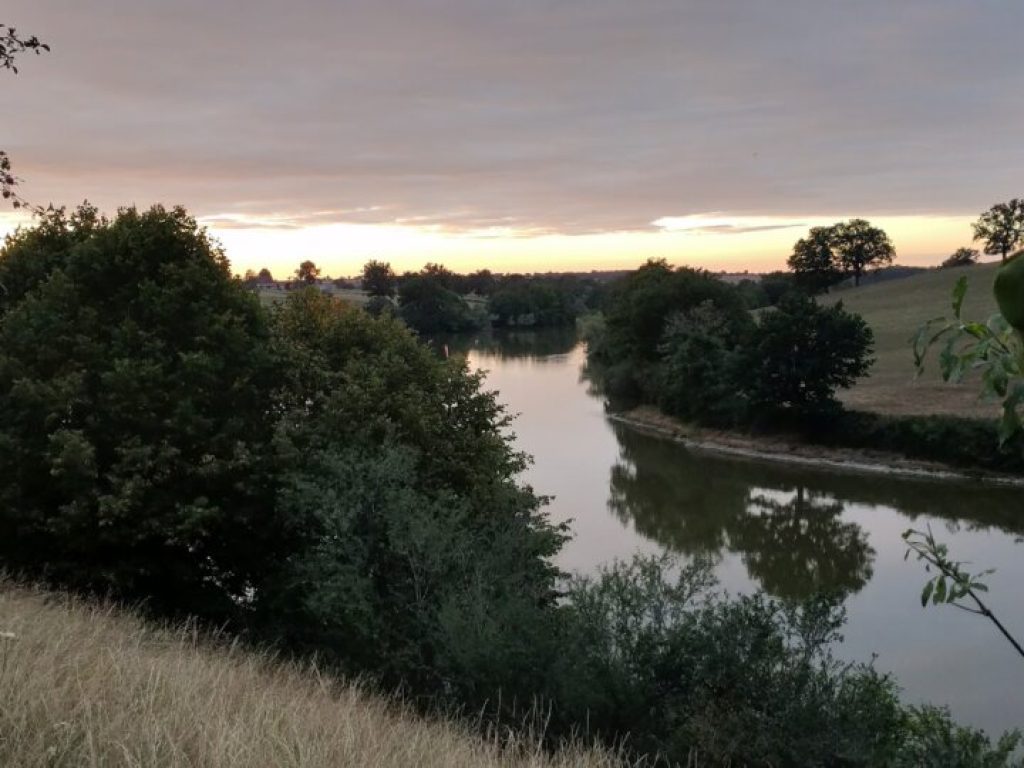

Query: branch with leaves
left=1, top=23, right=49, bottom=211
left=912, top=275, right=1024, bottom=446
left=903, top=526, right=1024, bottom=660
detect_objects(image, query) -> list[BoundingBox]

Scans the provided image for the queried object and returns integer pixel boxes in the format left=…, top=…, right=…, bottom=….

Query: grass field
left=821, top=262, right=1000, bottom=417
left=0, top=583, right=624, bottom=768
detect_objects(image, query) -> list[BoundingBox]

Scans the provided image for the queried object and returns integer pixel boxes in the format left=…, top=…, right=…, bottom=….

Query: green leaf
left=934, top=577, right=947, bottom=604
left=921, top=580, right=934, bottom=607
left=952, top=276, right=969, bottom=318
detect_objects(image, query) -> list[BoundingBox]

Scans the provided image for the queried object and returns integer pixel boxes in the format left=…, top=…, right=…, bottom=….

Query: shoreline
left=611, top=406, right=1024, bottom=488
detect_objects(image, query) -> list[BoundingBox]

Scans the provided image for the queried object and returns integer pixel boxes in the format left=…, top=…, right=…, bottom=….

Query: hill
left=821, top=263, right=1000, bottom=417
left=0, top=583, right=623, bottom=768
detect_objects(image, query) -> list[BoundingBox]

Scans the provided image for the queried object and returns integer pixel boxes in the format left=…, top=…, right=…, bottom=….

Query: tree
left=973, top=199, right=1024, bottom=263
left=398, top=272, right=482, bottom=334
left=295, top=260, right=320, bottom=284
left=743, top=293, right=874, bottom=416
left=787, top=227, right=843, bottom=293
left=257, top=267, right=273, bottom=281
left=1, top=23, right=49, bottom=210
left=361, top=259, right=396, bottom=297
left=941, top=247, right=979, bottom=269
left=0, top=205, right=284, bottom=618
left=833, top=219, right=896, bottom=287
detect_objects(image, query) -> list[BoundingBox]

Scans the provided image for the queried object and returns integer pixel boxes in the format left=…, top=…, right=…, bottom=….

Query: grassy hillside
left=0, top=583, right=624, bottom=768
left=821, top=262, right=1000, bottom=417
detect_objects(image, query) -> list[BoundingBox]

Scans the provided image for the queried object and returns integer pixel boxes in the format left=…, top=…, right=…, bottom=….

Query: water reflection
left=609, top=423, right=875, bottom=598
left=435, top=326, right=579, bottom=361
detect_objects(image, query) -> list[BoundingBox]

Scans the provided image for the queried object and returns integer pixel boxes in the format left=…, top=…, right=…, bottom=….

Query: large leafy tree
left=361, top=259, right=396, bottom=297
left=0, top=205, right=284, bottom=618
left=295, top=259, right=320, bottom=284
left=787, top=220, right=896, bottom=290
left=973, top=199, right=1024, bottom=263
left=833, top=218, right=896, bottom=287
left=787, top=226, right=844, bottom=293
left=742, top=293, right=874, bottom=415
left=2, top=23, right=49, bottom=209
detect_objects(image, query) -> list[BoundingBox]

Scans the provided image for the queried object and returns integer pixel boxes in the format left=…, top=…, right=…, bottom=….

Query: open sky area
left=3, top=1, right=1021, bottom=276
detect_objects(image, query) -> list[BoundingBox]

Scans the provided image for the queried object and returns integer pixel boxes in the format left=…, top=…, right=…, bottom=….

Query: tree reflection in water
left=609, top=422, right=875, bottom=599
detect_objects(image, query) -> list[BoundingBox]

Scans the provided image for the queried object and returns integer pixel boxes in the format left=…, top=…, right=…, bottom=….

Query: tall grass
left=0, top=582, right=627, bottom=768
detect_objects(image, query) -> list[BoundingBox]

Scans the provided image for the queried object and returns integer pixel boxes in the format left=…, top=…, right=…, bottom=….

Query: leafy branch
left=912, top=275, right=1024, bottom=446
left=1, top=23, right=49, bottom=211
left=903, top=525, right=1024, bottom=660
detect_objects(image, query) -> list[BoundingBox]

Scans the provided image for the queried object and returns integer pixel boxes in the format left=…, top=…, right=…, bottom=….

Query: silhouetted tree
left=295, top=260, right=320, bottom=284
left=833, top=219, right=896, bottom=287
left=973, top=199, right=1024, bottom=263
left=941, top=247, right=979, bottom=269
left=361, top=259, right=397, bottom=297
left=258, top=267, right=273, bottom=280
left=787, top=227, right=843, bottom=293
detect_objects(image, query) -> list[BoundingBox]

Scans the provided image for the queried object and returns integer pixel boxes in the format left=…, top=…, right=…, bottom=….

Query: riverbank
left=613, top=405, right=1024, bottom=487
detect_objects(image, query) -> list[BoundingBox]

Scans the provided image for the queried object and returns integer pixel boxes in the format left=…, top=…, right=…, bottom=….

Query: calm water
left=452, top=328, right=1024, bottom=738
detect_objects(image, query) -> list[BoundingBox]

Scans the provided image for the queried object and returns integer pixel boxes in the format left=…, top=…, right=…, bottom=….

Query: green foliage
left=834, top=218, right=896, bottom=287
left=743, top=293, right=874, bottom=417
left=0, top=205, right=282, bottom=618
left=787, top=220, right=896, bottom=291
left=897, top=706, right=1022, bottom=768
left=913, top=275, right=1024, bottom=446
left=554, top=556, right=1017, bottom=767
left=973, top=199, right=1024, bottom=262
left=398, top=271, right=484, bottom=334
left=589, top=259, right=751, bottom=404
left=656, top=301, right=748, bottom=424
left=788, top=226, right=844, bottom=293
left=828, top=410, right=1024, bottom=473
left=361, top=259, right=397, bottom=298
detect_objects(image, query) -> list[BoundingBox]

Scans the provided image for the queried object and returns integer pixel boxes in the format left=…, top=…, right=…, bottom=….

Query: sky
left=2, top=1, right=1022, bottom=276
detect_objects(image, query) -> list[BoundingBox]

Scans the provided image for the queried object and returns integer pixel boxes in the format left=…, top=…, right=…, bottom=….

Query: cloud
left=652, top=215, right=806, bottom=235
left=4, top=0, right=1024, bottom=236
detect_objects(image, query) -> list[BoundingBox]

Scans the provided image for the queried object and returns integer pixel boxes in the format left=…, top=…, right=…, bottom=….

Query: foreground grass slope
left=823, top=263, right=1000, bottom=417
left=0, top=584, right=623, bottom=768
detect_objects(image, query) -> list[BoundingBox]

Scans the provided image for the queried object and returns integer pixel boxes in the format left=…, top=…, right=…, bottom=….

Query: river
left=451, top=327, right=1024, bottom=739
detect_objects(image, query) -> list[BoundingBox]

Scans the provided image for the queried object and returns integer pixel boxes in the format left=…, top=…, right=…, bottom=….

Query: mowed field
left=821, top=263, right=1000, bottom=418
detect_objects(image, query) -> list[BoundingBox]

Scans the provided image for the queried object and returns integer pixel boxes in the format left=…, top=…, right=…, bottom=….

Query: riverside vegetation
left=2, top=205, right=1022, bottom=766
left=583, top=257, right=1024, bottom=475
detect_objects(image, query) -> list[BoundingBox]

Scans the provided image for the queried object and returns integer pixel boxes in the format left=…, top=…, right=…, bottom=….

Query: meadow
left=822, top=263, right=1000, bottom=418
left=0, top=582, right=624, bottom=768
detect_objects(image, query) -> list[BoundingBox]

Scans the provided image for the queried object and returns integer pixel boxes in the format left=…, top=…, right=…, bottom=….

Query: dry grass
left=821, top=262, right=1001, bottom=417
left=0, top=583, right=627, bottom=768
